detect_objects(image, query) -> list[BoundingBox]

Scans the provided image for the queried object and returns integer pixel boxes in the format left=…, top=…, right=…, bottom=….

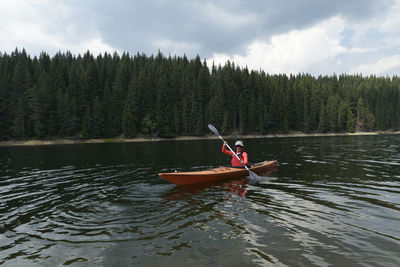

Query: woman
left=222, top=140, right=249, bottom=167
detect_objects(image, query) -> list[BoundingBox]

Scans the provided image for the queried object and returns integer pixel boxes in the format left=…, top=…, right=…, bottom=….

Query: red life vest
left=222, top=144, right=249, bottom=167
left=230, top=152, right=247, bottom=167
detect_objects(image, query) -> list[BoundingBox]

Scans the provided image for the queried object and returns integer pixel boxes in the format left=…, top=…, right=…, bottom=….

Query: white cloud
left=374, top=0, right=400, bottom=49
left=340, top=0, right=400, bottom=76
left=153, top=39, right=200, bottom=56
left=208, top=6, right=400, bottom=77
left=350, top=55, right=400, bottom=75
left=209, top=16, right=347, bottom=74
left=379, top=0, right=400, bottom=35
left=72, top=37, right=118, bottom=56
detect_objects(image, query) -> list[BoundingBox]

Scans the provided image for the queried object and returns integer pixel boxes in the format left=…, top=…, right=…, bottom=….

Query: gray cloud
left=64, top=0, right=393, bottom=57
left=1, top=0, right=397, bottom=75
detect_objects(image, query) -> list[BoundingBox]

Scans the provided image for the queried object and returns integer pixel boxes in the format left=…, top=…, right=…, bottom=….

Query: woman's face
left=236, top=146, right=243, bottom=152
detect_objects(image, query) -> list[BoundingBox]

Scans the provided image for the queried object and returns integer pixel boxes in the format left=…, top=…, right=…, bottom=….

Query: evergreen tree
left=122, top=103, right=136, bottom=137
left=12, top=97, right=26, bottom=139
left=80, top=109, right=92, bottom=138
left=92, top=96, right=105, bottom=138
left=326, top=95, right=339, bottom=131
left=0, top=62, right=12, bottom=139
left=194, top=60, right=210, bottom=135
left=156, top=73, right=174, bottom=137
left=109, top=55, right=131, bottom=136
left=318, top=103, right=328, bottom=132
left=396, top=90, right=400, bottom=130
left=222, top=110, right=231, bottom=134
left=207, top=72, right=224, bottom=130
left=356, top=97, right=375, bottom=131
left=346, top=108, right=355, bottom=132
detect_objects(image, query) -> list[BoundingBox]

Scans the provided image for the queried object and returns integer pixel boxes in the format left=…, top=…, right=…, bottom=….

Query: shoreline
left=1, top=131, right=400, bottom=147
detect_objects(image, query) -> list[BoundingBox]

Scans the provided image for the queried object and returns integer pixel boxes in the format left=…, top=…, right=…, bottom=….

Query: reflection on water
left=0, top=135, right=399, bottom=266
left=164, top=179, right=249, bottom=200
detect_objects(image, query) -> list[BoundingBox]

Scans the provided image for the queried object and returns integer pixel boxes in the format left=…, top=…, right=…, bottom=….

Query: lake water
left=0, top=135, right=399, bottom=266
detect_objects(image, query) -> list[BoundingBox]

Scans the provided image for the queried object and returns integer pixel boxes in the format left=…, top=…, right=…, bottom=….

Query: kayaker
left=222, top=140, right=250, bottom=168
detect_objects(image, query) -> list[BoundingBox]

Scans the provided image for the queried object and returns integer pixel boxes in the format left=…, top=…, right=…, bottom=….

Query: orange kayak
left=159, top=160, right=277, bottom=185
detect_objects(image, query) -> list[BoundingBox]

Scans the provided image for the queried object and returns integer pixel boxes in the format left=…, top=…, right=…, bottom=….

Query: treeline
left=0, top=48, right=400, bottom=140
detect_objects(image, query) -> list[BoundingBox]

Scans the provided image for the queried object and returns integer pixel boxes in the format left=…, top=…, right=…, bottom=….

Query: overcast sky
left=1, top=0, right=400, bottom=76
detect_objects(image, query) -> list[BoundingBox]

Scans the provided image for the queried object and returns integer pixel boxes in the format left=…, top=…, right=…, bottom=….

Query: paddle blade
left=248, top=170, right=261, bottom=184
left=208, top=124, right=219, bottom=136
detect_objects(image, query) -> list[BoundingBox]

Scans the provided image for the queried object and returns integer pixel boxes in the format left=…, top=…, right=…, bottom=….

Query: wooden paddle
left=208, top=124, right=260, bottom=182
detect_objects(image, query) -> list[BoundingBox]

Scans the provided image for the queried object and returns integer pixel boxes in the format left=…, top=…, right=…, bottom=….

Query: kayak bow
left=159, top=160, right=277, bottom=185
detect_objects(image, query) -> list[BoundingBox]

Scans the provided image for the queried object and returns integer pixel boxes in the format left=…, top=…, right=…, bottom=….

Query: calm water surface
left=0, top=135, right=399, bottom=266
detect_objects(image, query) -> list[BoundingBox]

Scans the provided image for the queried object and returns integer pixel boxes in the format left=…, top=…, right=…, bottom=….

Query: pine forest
left=1, top=49, right=400, bottom=141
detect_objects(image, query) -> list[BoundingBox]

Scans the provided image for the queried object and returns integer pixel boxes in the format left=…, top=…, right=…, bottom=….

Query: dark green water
left=0, top=135, right=399, bottom=266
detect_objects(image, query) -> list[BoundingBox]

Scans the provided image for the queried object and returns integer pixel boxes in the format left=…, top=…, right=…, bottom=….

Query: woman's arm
left=222, top=142, right=234, bottom=156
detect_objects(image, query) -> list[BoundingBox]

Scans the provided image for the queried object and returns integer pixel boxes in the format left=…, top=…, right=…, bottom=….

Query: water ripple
left=0, top=136, right=399, bottom=266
